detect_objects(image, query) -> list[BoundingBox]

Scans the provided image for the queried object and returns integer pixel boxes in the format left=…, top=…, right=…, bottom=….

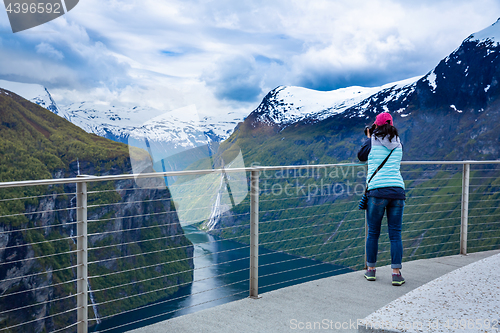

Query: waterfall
left=206, top=174, right=225, bottom=230
left=88, top=282, right=101, bottom=324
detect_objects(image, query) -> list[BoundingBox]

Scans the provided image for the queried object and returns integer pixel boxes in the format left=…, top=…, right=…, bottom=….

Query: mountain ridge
left=3, top=19, right=500, bottom=170
left=250, top=76, right=421, bottom=131
left=0, top=79, right=60, bottom=116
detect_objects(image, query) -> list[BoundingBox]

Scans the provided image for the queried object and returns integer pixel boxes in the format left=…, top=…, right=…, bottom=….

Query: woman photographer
left=357, top=112, right=406, bottom=286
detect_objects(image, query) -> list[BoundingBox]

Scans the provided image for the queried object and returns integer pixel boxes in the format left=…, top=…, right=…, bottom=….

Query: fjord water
left=91, top=224, right=352, bottom=332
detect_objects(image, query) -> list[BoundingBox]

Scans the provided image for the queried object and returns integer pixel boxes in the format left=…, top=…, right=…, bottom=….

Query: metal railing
left=0, top=160, right=499, bottom=333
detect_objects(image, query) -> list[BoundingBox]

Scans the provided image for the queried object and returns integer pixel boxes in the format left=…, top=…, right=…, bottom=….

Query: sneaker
left=364, top=269, right=376, bottom=281
left=392, top=273, right=405, bottom=286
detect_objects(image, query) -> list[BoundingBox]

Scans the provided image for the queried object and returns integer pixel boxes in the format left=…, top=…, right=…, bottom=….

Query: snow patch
left=450, top=105, right=463, bottom=113
left=426, top=71, right=437, bottom=92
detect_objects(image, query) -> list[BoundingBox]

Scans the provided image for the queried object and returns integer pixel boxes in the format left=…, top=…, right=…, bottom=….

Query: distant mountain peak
left=249, top=77, right=421, bottom=129
left=0, top=79, right=246, bottom=165
left=465, top=17, right=500, bottom=45
left=0, top=79, right=61, bottom=115
left=251, top=84, right=382, bottom=128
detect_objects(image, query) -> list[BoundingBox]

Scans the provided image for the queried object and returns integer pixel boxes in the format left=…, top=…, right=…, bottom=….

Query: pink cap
left=374, top=112, right=393, bottom=126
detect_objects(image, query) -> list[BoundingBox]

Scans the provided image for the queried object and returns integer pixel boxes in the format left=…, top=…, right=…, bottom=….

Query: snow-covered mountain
left=0, top=75, right=420, bottom=163
left=339, top=17, right=500, bottom=123
left=225, top=17, right=500, bottom=165
left=0, top=79, right=60, bottom=115
left=467, top=17, right=500, bottom=45
left=251, top=77, right=420, bottom=129
left=59, top=102, right=247, bottom=171
left=60, top=102, right=243, bottom=146
left=4, top=17, right=500, bottom=167
left=249, top=18, right=500, bottom=131
left=0, top=79, right=244, bottom=168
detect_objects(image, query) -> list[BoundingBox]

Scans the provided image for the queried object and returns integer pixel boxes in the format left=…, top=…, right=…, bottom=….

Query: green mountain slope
left=0, top=89, right=193, bottom=332
left=0, top=88, right=134, bottom=182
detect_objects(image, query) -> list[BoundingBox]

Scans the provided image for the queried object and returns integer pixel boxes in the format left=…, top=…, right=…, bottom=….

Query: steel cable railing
left=254, top=162, right=498, bottom=292
left=83, top=170, right=252, bottom=332
left=0, top=161, right=499, bottom=333
left=0, top=188, right=81, bottom=333
left=467, top=164, right=500, bottom=253
left=254, top=165, right=371, bottom=294
left=0, top=220, right=80, bottom=234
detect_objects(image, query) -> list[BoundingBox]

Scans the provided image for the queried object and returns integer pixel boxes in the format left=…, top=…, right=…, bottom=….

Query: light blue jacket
left=366, top=135, right=405, bottom=191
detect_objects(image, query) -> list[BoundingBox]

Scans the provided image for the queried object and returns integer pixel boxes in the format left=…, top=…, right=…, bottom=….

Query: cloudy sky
left=0, top=0, right=499, bottom=116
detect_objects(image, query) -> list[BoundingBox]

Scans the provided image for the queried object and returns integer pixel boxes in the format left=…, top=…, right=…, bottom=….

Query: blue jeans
left=366, top=197, right=404, bottom=269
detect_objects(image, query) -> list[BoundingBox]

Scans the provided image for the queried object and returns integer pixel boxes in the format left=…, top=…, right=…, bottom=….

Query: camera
left=364, top=124, right=376, bottom=137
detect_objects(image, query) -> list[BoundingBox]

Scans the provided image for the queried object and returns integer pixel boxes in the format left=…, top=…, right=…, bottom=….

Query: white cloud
left=35, top=42, right=64, bottom=60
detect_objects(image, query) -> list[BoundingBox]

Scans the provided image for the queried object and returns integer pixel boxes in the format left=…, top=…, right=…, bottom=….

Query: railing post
left=460, top=163, right=470, bottom=255
left=76, top=180, right=88, bottom=333
left=249, top=169, right=260, bottom=299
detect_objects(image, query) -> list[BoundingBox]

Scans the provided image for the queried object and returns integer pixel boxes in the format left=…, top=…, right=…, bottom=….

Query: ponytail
left=374, top=121, right=399, bottom=142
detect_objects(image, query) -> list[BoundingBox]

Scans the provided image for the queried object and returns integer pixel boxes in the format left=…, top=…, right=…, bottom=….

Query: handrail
left=0, top=160, right=499, bottom=189
left=400, top=160, right=500, bottom=165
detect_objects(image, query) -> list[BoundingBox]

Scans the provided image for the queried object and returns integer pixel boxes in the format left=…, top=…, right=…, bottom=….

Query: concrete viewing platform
left=131, top=249, right=500, bottom=333
left=359, top=251, right=500, bottom=333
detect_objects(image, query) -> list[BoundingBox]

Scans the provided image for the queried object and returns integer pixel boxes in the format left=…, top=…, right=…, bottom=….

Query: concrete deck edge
left=357, top=250, right=500, bottom=333
left=131, top=249, right=500, bottom=333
